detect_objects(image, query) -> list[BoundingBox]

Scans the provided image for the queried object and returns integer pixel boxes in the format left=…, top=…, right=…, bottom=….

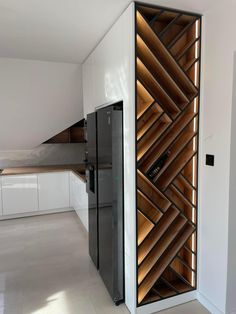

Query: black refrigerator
left=86, top=102, right=124, bottom=305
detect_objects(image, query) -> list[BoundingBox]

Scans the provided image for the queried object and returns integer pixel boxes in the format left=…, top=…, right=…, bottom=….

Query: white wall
left=226, top=52, right=236, bottom=314
left=198, top=3, right=236, bottom=314
left=83, top=3, right=136, bottom=313
left=0, top=57, right=83, bottom=150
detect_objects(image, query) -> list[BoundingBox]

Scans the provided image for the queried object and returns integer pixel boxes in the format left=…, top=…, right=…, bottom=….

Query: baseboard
left=0, top=207, right=73, bottom=220
left=197, top=292, right=224, bottom=314
left=136, top=291, right=197, bottom=314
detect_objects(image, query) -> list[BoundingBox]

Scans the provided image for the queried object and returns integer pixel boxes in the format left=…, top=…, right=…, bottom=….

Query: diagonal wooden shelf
left=139, top=103, right=197, bottom=173
left=137, top=11, right=198, bottom=99
left=137, top=34, right=189, bottom=108
left=137, top=58, right=180, bottom=119
left=138, top=210, right=155, bottom=245
left=137, top=189, right=163, bottom=224
left=138, top=206, right=180, bottom=265
left=137, top=103, right=163, bottom=141
left=137, top=170, right=170, bottom=212
left=137, top=80, right=155, bottom=119
left=137, top=113, right=171, bottom=160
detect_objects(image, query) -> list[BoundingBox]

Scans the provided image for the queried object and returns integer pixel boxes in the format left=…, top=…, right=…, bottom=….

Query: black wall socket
left=206, top=154, right=214, bottom=166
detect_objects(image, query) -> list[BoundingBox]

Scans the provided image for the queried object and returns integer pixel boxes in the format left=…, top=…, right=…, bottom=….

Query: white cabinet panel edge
left=69, top=171, right=88, bottom=231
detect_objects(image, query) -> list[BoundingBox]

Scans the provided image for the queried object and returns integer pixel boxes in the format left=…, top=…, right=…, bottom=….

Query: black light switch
left=206, top=154, right=214, bottom=166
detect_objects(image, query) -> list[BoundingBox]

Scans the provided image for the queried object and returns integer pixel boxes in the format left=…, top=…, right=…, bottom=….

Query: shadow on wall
left=0, top=143, right=85, bottom=168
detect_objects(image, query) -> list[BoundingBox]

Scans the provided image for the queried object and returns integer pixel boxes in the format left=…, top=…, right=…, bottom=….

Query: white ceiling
left=0, top=0, right=225, bottom=64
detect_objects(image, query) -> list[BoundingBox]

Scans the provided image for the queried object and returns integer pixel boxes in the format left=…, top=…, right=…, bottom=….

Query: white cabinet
left=38, top=172, right=70, bottom=210
left=2, top=174, right=38, bottom=215
left=0, top=177, right=2, bottom=215
left=70, top=172, right=88, bottom=230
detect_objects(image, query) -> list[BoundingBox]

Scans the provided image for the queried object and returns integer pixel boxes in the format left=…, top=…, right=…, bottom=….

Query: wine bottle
left=147, top=150, right=171, bottom=179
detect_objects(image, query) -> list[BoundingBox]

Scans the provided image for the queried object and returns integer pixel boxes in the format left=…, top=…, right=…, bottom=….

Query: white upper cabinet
left=38, top=172, right=70, bottom=211
left=2, top=174, right=38, bottom=215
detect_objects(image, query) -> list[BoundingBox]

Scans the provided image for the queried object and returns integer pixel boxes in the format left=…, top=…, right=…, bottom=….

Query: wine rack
left=135, top=3, right=201, bottom=306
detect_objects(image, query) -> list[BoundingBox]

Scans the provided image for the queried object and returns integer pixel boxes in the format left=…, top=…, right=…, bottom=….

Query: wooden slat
left=138, top=206, right=179, bottom=264
left=137, top=189, right=163, bottom=224
left=137, top=80, right=154, bottom=119
left=138, top=210, right=155, bottom=245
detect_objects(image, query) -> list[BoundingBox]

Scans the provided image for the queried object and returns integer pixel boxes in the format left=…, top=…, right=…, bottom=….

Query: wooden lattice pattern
left=136, top=4, right=201, bottom=305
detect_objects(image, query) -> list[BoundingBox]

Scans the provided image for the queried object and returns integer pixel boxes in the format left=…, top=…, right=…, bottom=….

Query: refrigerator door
left=97, top=102, right=124, bottom=303
left=86, top=112, right=99, bottom=269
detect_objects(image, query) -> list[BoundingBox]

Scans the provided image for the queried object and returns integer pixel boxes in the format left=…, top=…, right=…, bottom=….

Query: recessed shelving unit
left=135, top=3, right=201, bottom=306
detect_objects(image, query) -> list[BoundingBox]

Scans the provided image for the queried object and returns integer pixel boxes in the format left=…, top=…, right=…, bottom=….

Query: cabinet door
left=69, top=172, right=88, bottom=231
left=2, top=175, right=38, bottom=215
left=38, top=172, right=69, bottom=210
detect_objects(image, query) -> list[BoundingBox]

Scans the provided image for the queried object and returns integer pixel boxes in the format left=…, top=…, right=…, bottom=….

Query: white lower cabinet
left=0, top=171, right=87, bottom=221
left=70, top=172, right=88, bottom=231
left=2, top=174, right=38, bottom=215
left=38, top=172, right=70, bottom=211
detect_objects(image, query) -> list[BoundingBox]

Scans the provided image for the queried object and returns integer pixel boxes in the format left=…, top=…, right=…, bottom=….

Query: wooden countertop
left=0, top=164, right=86, bottom=182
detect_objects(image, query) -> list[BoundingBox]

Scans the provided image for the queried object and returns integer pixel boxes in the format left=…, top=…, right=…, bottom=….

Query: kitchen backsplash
left=0, top=143, right=85, bottom=168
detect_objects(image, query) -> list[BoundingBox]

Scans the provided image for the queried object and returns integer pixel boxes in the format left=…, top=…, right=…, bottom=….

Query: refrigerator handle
left=88, top=165, right=95, bottom=193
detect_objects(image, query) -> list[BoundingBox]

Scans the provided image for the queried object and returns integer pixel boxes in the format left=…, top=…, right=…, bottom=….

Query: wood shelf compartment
left=137, top=102, right=163, bottom=141
left=139, top=101, right=197, bottom=173
left=137, top=58, right=180, bottom=119
left=171, top=183, right=196, bottom=209
left=137, top=113, right=171, bottom=160
left=138, top=215, right=187, bottom=285
left=137, top=5, right=163, bottom=25
left=162, top=268, right=193, bottom=294
left=153, top=280, right=177, bottom=298
left=137, top=80, right=155, bottom=119
left=155, top=140, right=197, bottom=191
left=151, top=10, right=178, bottom=33
left=137, top=189, right=163, bottom=224
left=173, top=174, right=196, bottom=205
left=138, top=210, right=155, bottom=246
left=171, top=257, right=195, bottom=287
left=137, top=35, right=189, bottom=108
left=152, top=130, right=197, bottom=182
left=138, top=222, right=195, bottom=303
left=137, top=11, right=197, bottom=99
left=181, top=155, right=198, bottom=187
left=160, top=15, right=196, bottom=49
left=141, top=290, right=161, bottom=305
left=137, top=170, right=170, bottom=212
left=138, top=206, right=179, bottom=265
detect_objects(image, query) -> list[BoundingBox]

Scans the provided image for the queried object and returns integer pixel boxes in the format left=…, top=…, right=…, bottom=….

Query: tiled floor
left=0, top=212, right=209, bottom=314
